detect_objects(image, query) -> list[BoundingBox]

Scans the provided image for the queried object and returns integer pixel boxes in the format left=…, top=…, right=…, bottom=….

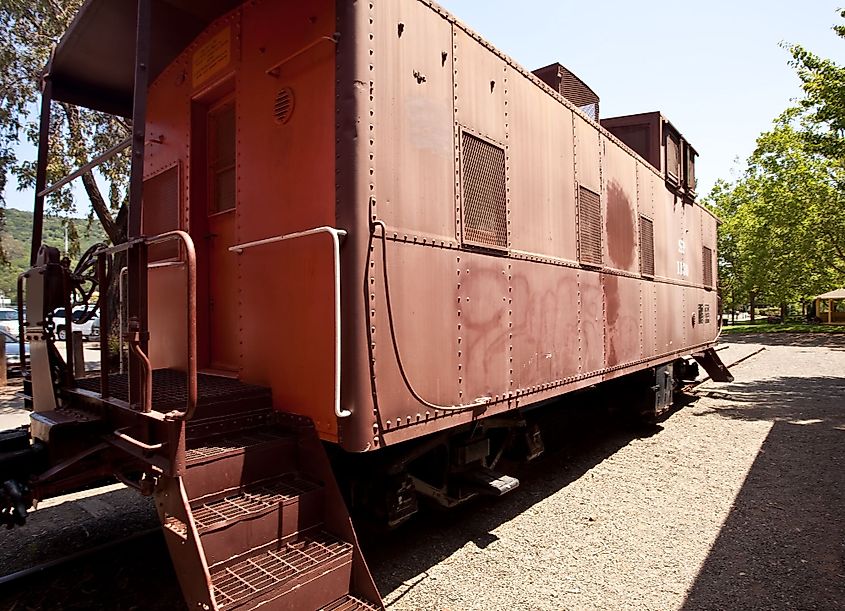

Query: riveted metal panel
left=511, top=260, right=580, bottom=390
left=574, top=115, right=600, bottom=193
left=641, top=280, right=658, bottom=357
left=460, top=256, right=510, bottom=403
left=460, top=131, right=508, bottom=250
left=507, top=81, right=576, bottom=261
left=370, top=241, right=462, bottom=426
left=579, top=270, right=604, bottom=373
left=578, top=186, right=602, bottom=266
left=453, top=27, right=506, bottom=144
left=373, top=0, right=456, bottom=240
left=603, top=274, right=642, bottom=367
left=602, top=138, right=638, bottom=274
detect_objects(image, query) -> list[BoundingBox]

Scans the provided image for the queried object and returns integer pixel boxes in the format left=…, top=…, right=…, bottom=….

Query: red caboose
left=1, top=1, right=730, bottom=609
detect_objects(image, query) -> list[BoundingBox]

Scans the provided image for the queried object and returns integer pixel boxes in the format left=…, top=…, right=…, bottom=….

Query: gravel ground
left=0, top=333, right=842, bottom=610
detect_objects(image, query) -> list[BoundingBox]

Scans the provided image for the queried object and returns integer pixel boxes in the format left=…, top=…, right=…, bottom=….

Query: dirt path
left=0, top=334, right=842, bottom=610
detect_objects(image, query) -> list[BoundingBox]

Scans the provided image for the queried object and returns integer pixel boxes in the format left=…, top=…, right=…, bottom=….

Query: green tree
left=0, top=0, right=129, bottom=258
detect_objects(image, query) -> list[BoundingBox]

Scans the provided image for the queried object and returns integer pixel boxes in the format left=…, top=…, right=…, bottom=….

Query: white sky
left=4, top=1, right=844, bottom=211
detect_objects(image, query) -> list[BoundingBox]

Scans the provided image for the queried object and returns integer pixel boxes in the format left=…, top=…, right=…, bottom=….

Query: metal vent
left=143, top=165, right=180, bottom=261
left=578, top=186, right=602, bottom=266
left=639, top=216, right=655, bottom=276
left=666, top=133, right=680, bottom=181
left=461, top=132, right=507, bottom=250
left=703, top=246, right=713, bottom=288
left=273, top=87, right=295, bottom=124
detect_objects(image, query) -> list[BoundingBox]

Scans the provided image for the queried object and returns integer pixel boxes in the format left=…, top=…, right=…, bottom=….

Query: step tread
left=211, top=531, right=352, bottom=610
left=192, top=474, right=321, bottom=533
left=321, top=595, right=381, bottom=611
left=186, top=428, right=294, bottom=464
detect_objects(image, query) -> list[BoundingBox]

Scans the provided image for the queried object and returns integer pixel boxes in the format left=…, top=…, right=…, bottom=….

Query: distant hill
left=0, top=208, right=109, bottom=303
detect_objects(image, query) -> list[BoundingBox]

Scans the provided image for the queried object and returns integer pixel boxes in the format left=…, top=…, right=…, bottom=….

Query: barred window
left=578, top=186, right=602, bottom=266
left=639, top=216, right=655, bottom=277
left=703, top=246, right=713, bottom=288
left=461, top=132, right=507, bottom=250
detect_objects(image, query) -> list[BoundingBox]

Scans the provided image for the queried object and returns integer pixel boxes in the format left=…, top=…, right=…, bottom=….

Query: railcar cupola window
left=685, top=145, right=697, bottom=193
left=208, top=99, right=236, bottom=214
left=665, top=132, right=680, bottom=184
left=460, top=131, right=508, bottom=250
left=577, top=186, right=603, bottom=266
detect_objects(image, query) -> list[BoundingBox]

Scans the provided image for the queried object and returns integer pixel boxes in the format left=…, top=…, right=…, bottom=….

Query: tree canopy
left=705, top=11, right=845, bottom=316
left=0, top=0, right=129, bottom=258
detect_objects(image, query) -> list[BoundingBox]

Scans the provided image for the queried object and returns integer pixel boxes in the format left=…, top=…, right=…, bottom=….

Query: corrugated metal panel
left=640, top=216, right=655, bottom=276
left=461, top=131, right=508, bottom=250
left=578, top=185, right=602, bottom=266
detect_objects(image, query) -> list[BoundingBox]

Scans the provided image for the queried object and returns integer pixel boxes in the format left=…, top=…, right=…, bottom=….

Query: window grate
left=143, top=165, right=180, bottom=261
left=461, top=132, right=508, bottom=250
left=640, top=216, right=655, bottom=276
left=702, top=246, right=713, bottom=287
left=578, top=186, right=602, bottom=266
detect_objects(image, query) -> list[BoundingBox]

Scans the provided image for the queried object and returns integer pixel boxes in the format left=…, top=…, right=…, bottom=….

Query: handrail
left=37, top=137, right=131, bottom=198
left=145, top=230, right=197, bottom=420
left=229, top=226, right=351, bottom=418
left=96, top=230, right=197, bottom=420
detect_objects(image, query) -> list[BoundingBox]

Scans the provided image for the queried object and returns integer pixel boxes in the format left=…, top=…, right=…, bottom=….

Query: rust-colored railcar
left=0, top=1, right=731, bottom=609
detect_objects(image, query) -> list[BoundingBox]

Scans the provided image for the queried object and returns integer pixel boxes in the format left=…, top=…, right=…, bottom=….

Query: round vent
left=273, top=87, right=295, bottom=124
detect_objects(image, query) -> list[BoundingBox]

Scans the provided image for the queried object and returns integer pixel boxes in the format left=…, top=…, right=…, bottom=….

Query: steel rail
left=229, top=226, right=351, bottom=419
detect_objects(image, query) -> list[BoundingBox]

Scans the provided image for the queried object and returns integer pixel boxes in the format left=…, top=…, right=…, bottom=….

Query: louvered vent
left=640, top=216, right=655, bottom=276
left=666, top=133, right=680, bottom=182
left=578, top=186, right=602, bottom=266
left=273, top=87, right=295, bottom=124
left=461, top=132, right=508, bottom=250
left=703, top=246, right=713, bottom=288
left=143, top=165, right=180, bottom=261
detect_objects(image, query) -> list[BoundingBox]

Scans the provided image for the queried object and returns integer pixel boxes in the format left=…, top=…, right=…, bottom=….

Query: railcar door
left=199, top=94, right=239, bottom=372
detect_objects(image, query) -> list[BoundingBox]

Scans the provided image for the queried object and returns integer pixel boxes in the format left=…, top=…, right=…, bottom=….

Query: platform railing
left=97, top=230, right=197, bottom=419
left=229, top=226, right=352, bottom=419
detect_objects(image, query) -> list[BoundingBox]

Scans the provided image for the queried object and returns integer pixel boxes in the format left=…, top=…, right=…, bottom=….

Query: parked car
left=0, top=308, right=20, bottom=337
left=1, top=329, right=28, bottom=372
left=51, top=307, right=100, bottom=341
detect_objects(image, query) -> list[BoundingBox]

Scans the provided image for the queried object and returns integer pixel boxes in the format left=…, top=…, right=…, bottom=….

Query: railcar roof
left=49, top=0, right=241, bottom=116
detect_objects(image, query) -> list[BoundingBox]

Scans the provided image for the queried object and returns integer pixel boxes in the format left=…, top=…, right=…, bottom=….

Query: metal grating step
left=321, top=595, right=381, bottom=611
left=211, top=531, right=352, bottom=610
left=185, top=428, right=293, bottom=464
left=192, top=474, right=321, bottom=533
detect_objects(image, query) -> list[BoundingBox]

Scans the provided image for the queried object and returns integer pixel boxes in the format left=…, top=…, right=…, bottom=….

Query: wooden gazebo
left=814, top=289, right=845, bottom=324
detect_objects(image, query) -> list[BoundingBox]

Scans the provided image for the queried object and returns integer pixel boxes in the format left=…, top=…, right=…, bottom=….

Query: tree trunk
left=750, top=291, right=756, bottom=323
left=780, top=302, right=788, bottom=322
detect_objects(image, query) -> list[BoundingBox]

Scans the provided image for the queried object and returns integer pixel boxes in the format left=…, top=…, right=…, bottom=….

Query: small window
left=578, top=186, right=602, bottom=266
left=208, top=100, right=236, bottom=214
left=685, top=145, right=696, bottom=192
left=703, top=246, right=713, bottom=288
left=639, top=216, right=655, bottom=277
left=460, top=131, right=507, bottom=250
left=666, top=133, right=680, bottom=183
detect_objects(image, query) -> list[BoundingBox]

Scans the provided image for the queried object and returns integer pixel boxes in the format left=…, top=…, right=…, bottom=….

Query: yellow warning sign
left=193, top=27, right=231, bottom=87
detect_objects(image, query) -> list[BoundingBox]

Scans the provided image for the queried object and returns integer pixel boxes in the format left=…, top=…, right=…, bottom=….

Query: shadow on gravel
left=682, top=374, right=845, bottom=610
left=365, top=394, right=662, bottom=604
left=721, top=332, right=845, bottom=350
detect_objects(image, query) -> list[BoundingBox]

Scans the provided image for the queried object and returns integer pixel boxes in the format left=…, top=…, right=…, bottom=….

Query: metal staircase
left=145, top=374, right=381, bottom=610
